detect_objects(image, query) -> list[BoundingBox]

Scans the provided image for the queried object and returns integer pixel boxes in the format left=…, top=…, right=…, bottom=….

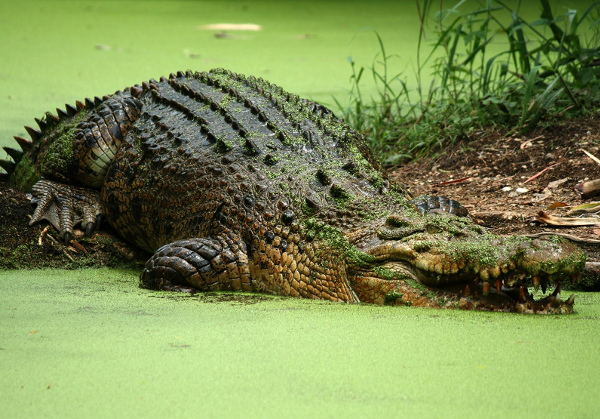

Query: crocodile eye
left=282, top=210, right=294, bottom=225
left=386, top=215, right=410, bottom=228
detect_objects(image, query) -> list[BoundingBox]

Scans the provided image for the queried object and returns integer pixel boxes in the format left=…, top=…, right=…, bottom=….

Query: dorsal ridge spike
left=130, top=86, right=143, bottom=98
left=3, top=146, right=24, bottom=163
left=75, top=100, right=85, bottom=111
left=14, top=136, right=33, bottom=152
left=0, top=158, right=16, bottom=173
left=24, top=126, right=41, bottom=141
left=65, top=103, right=77, bottom=116
left=56, top=108, right=68, bottom=119
left=85, top=98, right=95, bottom=109
left=176, top=70, right=185, bottom=78
left=34, top=117, right=47, bottom=132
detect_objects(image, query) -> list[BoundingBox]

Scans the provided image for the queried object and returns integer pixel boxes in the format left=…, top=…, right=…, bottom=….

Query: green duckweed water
left=1, top=269, right=600, bottom=417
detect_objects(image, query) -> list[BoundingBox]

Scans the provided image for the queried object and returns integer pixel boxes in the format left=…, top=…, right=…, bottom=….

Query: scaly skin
left=0, top=69, right=585, bottom=313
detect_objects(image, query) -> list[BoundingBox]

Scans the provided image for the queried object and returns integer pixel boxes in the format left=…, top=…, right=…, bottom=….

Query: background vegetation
left=337, top=0, right=600, bottom=165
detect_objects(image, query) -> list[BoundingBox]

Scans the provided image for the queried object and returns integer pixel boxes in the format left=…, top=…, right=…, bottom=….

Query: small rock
left=516, top=187, right=529, bottom=194
left=502, top=186, right=512, bottom=192
left=547, top=178, right=569, bottom=189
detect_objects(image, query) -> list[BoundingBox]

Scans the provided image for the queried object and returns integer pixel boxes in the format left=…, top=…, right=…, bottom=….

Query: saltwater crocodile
left=0, top=69, right=585, bottom=313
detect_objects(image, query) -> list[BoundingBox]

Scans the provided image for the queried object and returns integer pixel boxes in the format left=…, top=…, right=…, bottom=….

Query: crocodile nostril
left=426, top=224, right=442, bottom=234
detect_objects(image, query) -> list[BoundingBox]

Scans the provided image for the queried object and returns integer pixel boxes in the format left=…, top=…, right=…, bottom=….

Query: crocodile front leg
left=140, top=235, right=252, bottom=293
left=30, top=179, right=103, bottom=243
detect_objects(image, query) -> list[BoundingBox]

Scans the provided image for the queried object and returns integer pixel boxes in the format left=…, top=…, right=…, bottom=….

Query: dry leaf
left=567, top=202, right=600, bottom=215
left=547, top=202, right=568, bottom=209
left=535, top=211, right=600, bottom=226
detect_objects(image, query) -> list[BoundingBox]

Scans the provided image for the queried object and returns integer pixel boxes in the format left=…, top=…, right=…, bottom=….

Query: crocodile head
left=345, top=212, right=585, bottom=314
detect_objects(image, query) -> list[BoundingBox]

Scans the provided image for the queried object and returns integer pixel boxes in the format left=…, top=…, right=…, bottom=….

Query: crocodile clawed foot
left=30, top=179, right=103, bottom=243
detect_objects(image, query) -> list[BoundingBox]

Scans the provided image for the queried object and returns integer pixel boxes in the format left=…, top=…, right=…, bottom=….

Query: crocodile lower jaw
left=380, top=261, right=577, bottom=314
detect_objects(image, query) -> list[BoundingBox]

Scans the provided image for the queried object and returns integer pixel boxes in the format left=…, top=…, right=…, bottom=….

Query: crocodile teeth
left=533, top=275, right=540, bottom=292
left=482, top=282, right=491, bottom=296
left=489, top=266, right=501, bottom=278
left=552, top=282, right=562, bottom=297
left=566, top=294, right=575, bottom=305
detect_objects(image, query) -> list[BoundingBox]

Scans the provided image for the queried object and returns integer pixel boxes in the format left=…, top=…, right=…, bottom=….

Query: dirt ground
left=390, top=113, right=600, bottom=259
left=2, top=114, right=600, bottom=287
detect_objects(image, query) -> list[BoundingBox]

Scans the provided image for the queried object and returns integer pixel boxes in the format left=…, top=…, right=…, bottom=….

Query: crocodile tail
left=1, top=99, right=93, bottom=190
left=0, top=133, right=34, bottom=184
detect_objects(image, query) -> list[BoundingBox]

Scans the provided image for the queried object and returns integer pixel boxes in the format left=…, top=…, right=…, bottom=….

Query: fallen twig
left=38, top=225, right=50, bottom=246
left=430, top=177, right=471, bottom=187
left=519, top=134, right=544, bottom=150
left=523, top=163, right=559, bottom=184
left=525, top=231, right=600, bottom=244
left=44, top=230, right=76, bottom=262
left=581, top=148, right=600, bottom=166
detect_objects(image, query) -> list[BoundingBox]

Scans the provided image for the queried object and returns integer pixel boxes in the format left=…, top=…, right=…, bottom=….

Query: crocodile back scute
left=101, top=69, right=388, bottom=254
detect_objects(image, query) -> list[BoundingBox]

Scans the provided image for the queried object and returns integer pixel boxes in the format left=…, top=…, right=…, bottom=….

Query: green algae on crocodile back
left=0, top=68, right=585, bottom=313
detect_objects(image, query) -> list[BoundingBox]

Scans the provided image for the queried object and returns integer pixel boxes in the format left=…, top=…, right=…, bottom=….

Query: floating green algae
left=1, top=269, right=599, bottom=418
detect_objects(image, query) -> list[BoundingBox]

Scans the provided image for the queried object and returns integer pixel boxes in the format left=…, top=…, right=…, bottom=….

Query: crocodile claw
left=30, top=179, right=104, bottom=242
